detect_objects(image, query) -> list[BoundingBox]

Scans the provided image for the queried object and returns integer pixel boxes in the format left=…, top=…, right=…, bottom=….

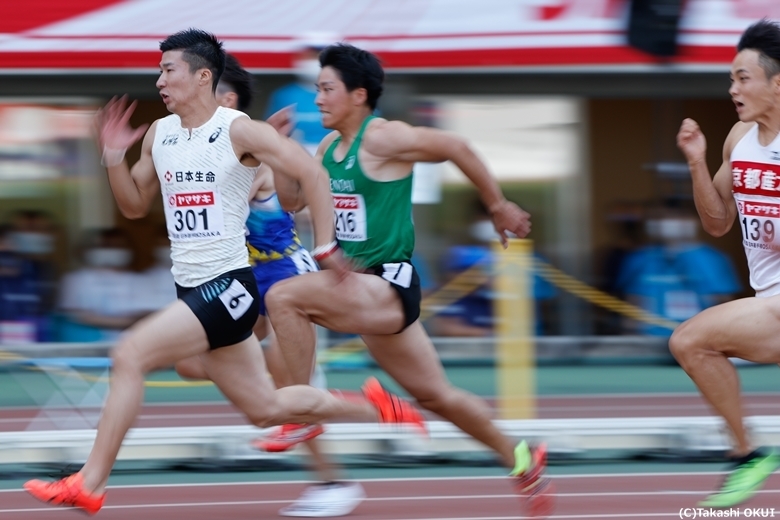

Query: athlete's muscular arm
left=678, top=119, right=744, bottom=237
left=367, top=121, right=531, bottom=246
left=263, top=105, right=304, bottom=210
left=95, top=97, right=159, bottom=219
left=273, top=168, right=305, bottom=211
left=231, top=117, right=337, bottom=254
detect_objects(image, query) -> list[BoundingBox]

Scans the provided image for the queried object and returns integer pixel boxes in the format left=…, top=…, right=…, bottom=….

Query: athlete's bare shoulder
left=314, top=130, right=340, bottom=159
left=227, top=116, right=279, bottom=151
left=250, top=163, right=274, bottom=200
left=724, top=121, right=754, bottom=154
left=227, top=113, right=261, bottom=135
left=362, top=117, right=401, bottom=140
left=147, top=119, right=161, bottom=136
left=141, top=119, right=160, bottom=152
left=361, top=118, right=415, bottom=156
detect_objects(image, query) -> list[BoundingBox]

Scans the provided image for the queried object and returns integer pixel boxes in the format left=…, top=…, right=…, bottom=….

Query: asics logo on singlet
left=208, top=127, right=222, bottom=143
left=162, top=134, right=178, bottom=146
left=345, top=156, right=356, bottom=170
left=771, top=151, right=780, bottom=161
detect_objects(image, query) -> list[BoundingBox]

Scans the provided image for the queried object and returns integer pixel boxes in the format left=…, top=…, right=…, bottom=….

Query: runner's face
left=316, top=66, right=353, bottom=129
left=157, top=51, right=201, bottom=113
left=729, top=49, right=779, bottom=123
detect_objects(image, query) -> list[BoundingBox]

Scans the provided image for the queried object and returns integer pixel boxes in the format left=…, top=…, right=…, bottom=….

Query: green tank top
left=323, top=116, right=415, bottom=268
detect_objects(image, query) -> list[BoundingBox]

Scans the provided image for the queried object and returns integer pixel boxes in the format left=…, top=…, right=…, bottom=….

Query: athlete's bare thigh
left=675, top=295, right=780, bottom=363
left=118, top=300, right=210, bottom=372
left=268, top=270, right=404, bottom=335
left=176, top=315, right=269, bottom=381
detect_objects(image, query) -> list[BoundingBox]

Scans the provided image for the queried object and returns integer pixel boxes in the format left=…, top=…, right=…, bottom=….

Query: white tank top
left=152, top=106, right=257, bottom=287
left=731, top=123, right=780, bottom=297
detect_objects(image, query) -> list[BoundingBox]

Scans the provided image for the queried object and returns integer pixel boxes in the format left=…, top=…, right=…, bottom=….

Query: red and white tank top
left=731, top=123, right=780, bottom=296
left=152, top=106, right=257, bottom=287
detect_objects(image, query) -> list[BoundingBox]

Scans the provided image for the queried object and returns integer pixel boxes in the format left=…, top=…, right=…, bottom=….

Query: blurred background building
left=0, top=0, right=776, bottom=348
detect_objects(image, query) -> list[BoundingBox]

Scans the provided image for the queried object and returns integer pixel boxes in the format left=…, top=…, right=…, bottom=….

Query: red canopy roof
left=0, top=0, right=778, bottom=72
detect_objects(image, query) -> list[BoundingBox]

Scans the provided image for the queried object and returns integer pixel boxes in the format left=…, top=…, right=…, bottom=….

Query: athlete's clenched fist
left=677, top=118, right=707, bottom=166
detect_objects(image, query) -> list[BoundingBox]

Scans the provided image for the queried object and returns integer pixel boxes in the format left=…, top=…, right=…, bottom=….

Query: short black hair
left=737, top=19, right=780, bottom=79
left=319, top=43, right=384, bottom=110
left=217, top=54, right=254, bottom=112
left=160, top=28, right=225, bottom=93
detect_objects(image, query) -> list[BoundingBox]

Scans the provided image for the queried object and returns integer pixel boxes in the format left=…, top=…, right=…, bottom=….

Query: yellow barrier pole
left=493, top=238, right=535, bottom=420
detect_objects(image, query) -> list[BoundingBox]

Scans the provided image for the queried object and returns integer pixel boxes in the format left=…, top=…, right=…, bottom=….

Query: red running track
left=3, top=473, right=780, bottom=519
left=3, top=393, right=780, bottom=431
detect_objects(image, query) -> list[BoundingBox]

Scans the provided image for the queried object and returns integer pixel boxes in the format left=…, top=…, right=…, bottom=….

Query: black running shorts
left=368, top=262, right=421, bottom=333
left=175, top=267, right=260, bottom=349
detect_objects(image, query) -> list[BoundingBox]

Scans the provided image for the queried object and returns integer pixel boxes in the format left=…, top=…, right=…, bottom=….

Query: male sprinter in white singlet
left=22, top=29, right=424, bottom=516
left=672, top=19, right=780, bottom=508
left=175, top=54, right=366, bottom=517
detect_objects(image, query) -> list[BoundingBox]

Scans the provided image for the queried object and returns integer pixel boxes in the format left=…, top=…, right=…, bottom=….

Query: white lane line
left=0, top=470, right=737, bottom=494
left=6, top=488, right=780, bottom=513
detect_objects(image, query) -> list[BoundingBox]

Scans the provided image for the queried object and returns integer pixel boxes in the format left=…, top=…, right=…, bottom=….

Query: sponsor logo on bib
left=732, top=161, right=780, bottom=196
left=165, top=190, right=225, bottom=241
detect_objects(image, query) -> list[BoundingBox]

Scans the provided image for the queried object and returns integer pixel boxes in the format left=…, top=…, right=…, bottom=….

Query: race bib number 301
left=737, top=199, right=779, bottom=250
left=333, top=194, right=367, bottom=242
left=165, top=190, right=225, bottom=241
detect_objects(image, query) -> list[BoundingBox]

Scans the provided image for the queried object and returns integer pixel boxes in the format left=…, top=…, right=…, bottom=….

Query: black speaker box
left=627, top=0, right=684, bottom=57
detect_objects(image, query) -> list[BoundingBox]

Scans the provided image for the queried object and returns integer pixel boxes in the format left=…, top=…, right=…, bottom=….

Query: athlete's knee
left=110, top=340, right=145, bottom=377
left=412, top=383, right=460, bottom=414
left=669, top=320, right=705, bottom=363
left=265, top=279, right=303, bottom=315
left=245, top=400, right=283, bottom=428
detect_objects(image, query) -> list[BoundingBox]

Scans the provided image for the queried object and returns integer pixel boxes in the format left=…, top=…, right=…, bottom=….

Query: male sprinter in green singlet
left=263, top=43, right=554, bottom=517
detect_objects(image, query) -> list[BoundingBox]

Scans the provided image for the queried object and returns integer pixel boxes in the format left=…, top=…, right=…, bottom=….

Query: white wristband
left=311, top=240, right=338, bottom=260
left=101, top=147, right=127, bottom=167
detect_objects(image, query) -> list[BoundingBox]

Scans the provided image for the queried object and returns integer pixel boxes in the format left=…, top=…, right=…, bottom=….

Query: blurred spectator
left=136, top=226, right=176, bottom=313
left=433, top=245, right=494, bottom=337
left=0, top=224, right=40, bottom=343
left=433, top=203, right=556, bottom=337
left=265, top=36, right=335, bottom=251
left=595, top=202, right=647, bottom=334
left=0, top=210, right=59, bottom=342
left=614, top=209, right=741, bottom=336
left=412, top=250, right=435, bottom=297
left=264, top=34, right=334, bottom=155
left=58, top=228, right=147, bottom=342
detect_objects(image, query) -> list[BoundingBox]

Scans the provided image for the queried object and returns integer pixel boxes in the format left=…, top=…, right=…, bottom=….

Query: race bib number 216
left=333, top=194, right=367, bottom=242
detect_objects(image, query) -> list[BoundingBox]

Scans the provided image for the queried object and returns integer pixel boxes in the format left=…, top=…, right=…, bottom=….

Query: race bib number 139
left=737, top=200, right=779, bottom=250
left=165, top=190, right=225, bottom=241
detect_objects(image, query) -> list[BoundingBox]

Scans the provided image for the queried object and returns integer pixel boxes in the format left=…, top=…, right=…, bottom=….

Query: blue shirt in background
left=615, top=244, right=741, bottom=336
left=265, top=83, right=330, bottom=154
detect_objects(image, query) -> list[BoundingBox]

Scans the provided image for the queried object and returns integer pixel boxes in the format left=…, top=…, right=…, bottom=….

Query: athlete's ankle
left=79, top=472, right=105, bottom=495
left=732, top=448, right=763, bottom=464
